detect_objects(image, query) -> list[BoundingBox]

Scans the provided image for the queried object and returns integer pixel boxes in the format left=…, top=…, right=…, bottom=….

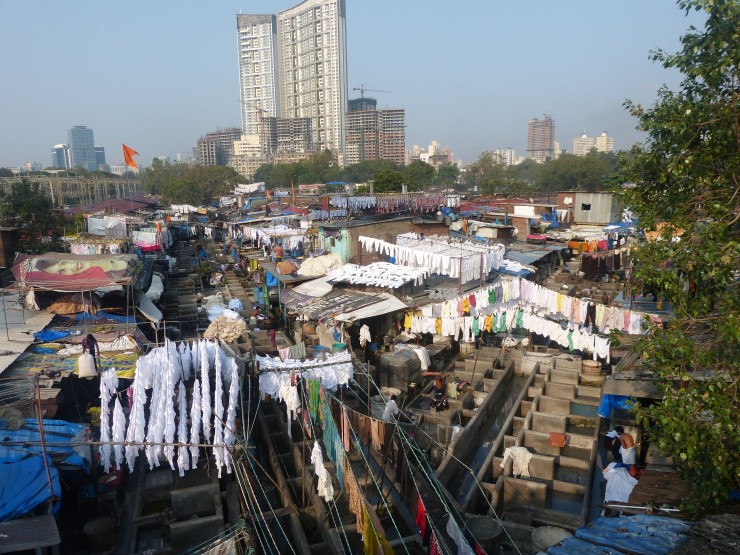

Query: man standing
left=614, top=426, right=637, bottom=464
left=382, top=395, right=399, bottom=423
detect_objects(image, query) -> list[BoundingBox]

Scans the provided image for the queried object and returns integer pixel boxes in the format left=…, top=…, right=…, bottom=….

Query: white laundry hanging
left=189, top=379, right=202, bottom=468
left=176, top=382, right=190, bottom=477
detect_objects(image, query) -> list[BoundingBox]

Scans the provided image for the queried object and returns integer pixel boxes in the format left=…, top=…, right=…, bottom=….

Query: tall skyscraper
left=237, top=0, right=348, bottom=160
left=68, top=125, right=98, bottom=171
left=236, top=14, right=278, bottom=137
left=527, top=115, right=555, bottom=162
left=50, top=144, right=71, bottom=169
left=94, top=146, right=106, bottom=170
left=67, top=125, right=98, bottom=172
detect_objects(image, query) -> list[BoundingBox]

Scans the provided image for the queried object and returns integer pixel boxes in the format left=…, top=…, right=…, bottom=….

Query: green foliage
left=373, top=168, right=404, bottom=192
left=0, top=168, right=13, bottom=177
left=434, top=163, right=460, bottom=187
left=463, top=151, right=513, bottom=194
left=141, top=162, right=242, bottom=205
left=536, top=152, right=619, bottom=192
left=338, top=159, right=399, bottom=184
left=401, top=160, right=435, bottom=191
left=621, top=0, right=739, bottom=514
left=0, top=180, right=69, bottom=254
left=250, top=150, right=340, bottom=190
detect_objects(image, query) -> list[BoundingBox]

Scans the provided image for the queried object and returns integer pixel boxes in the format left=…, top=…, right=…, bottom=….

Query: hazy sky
left=0, top=1, right=705, bottom=168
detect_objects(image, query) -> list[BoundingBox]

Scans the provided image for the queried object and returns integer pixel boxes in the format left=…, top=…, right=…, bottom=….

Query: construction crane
left=352, top=84, right=391, bottom=98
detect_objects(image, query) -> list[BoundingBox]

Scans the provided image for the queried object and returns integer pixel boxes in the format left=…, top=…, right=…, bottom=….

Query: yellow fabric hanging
left=363, top=506, right=393, bottom=554
left=435, top=318, right=442, bottom=334
left=364, top=510, right=379, bottom=555
left=403, top=312, right=413, bottom=331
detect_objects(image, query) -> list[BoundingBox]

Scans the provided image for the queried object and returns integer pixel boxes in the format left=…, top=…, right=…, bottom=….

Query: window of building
left=581, top=203, right=591, bottom=211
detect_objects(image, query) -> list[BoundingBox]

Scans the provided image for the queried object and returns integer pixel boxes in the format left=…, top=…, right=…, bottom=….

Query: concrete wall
left=556, top=191, right=615, bottom=225
left=349, top=218, right=413, bottom=263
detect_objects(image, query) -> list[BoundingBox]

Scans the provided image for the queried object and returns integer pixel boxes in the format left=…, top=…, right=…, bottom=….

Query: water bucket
left=531, top=526, right=572, bottom=551
left=332, top=342, right=346, bottom=353
left=467, top=515, right=503, bottom=555
left=582, top=360, right=602, bottom=376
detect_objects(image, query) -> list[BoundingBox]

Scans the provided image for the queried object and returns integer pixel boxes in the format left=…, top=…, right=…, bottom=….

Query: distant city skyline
left=0, top=1, right=706, bottom=168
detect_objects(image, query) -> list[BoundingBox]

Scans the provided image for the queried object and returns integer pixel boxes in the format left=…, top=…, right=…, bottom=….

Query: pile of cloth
left=204, top=313, right=247, bottom=343
left=297, top=253, right=344, bottom=277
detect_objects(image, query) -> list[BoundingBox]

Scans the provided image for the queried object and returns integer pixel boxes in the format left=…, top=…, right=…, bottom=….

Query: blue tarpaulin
left=0, top=456, right=61, bottom=521
left=0, top=419, right=89, bottom=469
left=33, top=330, right=70, bottom=343
left=573, top=515, right=690, bottom=555
left=597, top=394, right=634, bottom=418
left=265, top=272, right=279, bottom=287
left=547, top=536, right=624, bottom=554
left=541, top=210, right=560, bottom=229
left=74, top=310, right=136, bottom=324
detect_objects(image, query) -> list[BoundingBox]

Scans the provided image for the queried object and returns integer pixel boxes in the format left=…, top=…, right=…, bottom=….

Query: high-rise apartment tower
left=237, top=0, right=348, bottom=159
left=527, top=115, right=555, bottom=162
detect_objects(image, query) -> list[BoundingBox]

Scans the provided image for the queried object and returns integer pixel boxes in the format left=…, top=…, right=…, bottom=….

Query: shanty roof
left=11, top=252, right=139, bottom=292
left=63, top=195, right=159, bottom=216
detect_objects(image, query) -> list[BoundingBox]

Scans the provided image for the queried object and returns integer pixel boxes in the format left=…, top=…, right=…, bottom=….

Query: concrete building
left=345, top=98, right=405, bottom=166
left=237, top=0, right=348, bottom=159
left=196, top=128, right=242, bottom=166
left=527, top=115, right=555, bottom=162
left=555, top=191, right=618, bottom=225
left=236, top=14, right=278, bottom=137
left=573, top=132, right=595, bottom=157
left=231, top=134, right=266, bottom=180
left=492, top=148, right=517, bottom=166
left=68, top=125, right=97, bottom=172
left=265, top=117, right=314, bottom=155
left=50, top=144, right=71, bottom=169
left=94, top=146, right=106, bottom=170
left=595, top=131, right=614, bottom=153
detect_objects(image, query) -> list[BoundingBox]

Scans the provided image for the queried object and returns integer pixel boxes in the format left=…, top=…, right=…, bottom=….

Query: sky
left=0, top=1, right=706, bottom=168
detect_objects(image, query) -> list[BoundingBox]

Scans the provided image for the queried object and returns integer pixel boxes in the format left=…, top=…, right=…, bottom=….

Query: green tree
left=621, top=0, right=739, bottom=514
left=464, top=151, right=511, bottom=193
left=373, top=168, right=404, bottom=192
left=402, top=160, right=435, bottom=191
left=140, top=158, right=186, bottom=195
left=434, top=163, right=460, bottom=187
left=0, top=168, right=13, bottom=177
left=336, top=159, right=398, bottom=184
left=159, top=165, right=242, bottom=205
left=0, top=180, right=69, bottom=254
left=535, top=152, right=614, bottom=191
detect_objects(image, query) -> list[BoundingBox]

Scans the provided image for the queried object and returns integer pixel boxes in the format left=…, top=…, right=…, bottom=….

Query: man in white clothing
left=382, top=395, right=399, bottom=422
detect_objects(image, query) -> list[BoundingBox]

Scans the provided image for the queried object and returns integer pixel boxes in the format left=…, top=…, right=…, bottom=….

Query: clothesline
left=98, top=338, right=240, bottom=478
left=330, top=261, right=429, bottom=288
left=359, top=234, right=504, bottom=283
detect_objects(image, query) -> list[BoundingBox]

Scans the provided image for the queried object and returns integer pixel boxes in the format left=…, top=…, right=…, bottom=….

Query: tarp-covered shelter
left=12, top=253, right=138, bottom=292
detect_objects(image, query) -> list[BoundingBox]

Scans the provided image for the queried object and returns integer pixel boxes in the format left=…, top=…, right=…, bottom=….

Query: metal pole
left=2, top=288, right=9, bottom=341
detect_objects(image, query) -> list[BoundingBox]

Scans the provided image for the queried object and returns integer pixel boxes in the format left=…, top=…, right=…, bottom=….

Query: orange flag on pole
left=122, top=144, right=139, bottom=168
